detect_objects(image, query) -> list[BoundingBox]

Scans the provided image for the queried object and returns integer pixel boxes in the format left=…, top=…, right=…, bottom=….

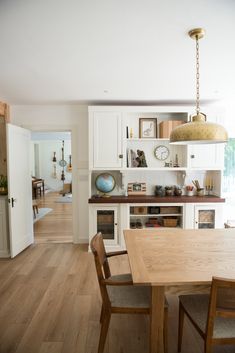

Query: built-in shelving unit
left=129, top=205, right=184, bottom=229
left=88, top=105, right=226, bottom=250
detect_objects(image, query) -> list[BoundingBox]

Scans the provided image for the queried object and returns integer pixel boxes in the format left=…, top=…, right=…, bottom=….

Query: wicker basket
left=160, top=206, right=180, bottom=214
left=131, top=206, right=148, bottom=215
left=163, top=218, right=178, bottom=227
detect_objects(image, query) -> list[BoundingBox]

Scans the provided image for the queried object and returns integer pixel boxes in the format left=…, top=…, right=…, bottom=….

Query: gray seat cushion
left=109, top=273, right=133, bottom=283
left=179, top=294, right=235, bottom=339
left=107, top=274, right=167, bottom=309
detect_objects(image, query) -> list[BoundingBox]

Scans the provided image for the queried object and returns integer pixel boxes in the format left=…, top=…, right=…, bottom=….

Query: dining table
left=124, top=228, right=235, bottom=353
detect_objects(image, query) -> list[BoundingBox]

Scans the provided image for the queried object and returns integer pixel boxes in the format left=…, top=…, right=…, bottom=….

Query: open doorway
left=31, top=131, right=73, bottom=243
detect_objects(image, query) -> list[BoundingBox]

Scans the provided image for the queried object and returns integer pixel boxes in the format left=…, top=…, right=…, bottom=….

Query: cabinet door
left=194, top=204, right=223, bottom=229
left=93, top=112, right=123, bottom=168
left=188, top=144, right=224, bottom=169
left=94, top=206, right=119, bottom=245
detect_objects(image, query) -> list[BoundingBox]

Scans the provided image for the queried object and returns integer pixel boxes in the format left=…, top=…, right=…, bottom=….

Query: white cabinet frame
left=89, top=205, right=120, bottom=247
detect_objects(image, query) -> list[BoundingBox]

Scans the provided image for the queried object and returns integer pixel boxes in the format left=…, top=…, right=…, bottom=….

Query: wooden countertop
left=88, top=195, right=225, bottom=203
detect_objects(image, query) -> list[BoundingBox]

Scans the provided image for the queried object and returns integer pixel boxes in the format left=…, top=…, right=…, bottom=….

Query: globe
left=95, top=173, right=116, bottom=195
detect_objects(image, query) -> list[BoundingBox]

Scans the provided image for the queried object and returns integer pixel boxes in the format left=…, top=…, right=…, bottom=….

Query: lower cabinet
left=184, top=203, right=224, bottom=229
left=194, top=204, right=223, bottom=229
left=89, top=202, right=224, bottom=250
left=89, top=204, right=127, bottom=250
left=0, top=196, right=10, bottom=258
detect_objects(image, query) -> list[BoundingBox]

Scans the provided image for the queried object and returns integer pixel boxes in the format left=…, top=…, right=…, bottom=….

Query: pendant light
left=170, top=28, right=228, bottom=144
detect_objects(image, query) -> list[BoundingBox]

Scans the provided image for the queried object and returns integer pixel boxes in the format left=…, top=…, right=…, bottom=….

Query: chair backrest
left=206, top=277, right=235, bottom=338
left=90, top=233, right=111, bottom=306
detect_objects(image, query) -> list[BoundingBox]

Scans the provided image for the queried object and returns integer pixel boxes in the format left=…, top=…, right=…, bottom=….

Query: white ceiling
left=0, top=0, right=234, bottom=105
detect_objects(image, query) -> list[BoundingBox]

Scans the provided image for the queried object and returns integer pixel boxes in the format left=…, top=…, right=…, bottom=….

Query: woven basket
left=163, top=218, right=178, bottom=227
left=160, top=206, right=180, bottom=214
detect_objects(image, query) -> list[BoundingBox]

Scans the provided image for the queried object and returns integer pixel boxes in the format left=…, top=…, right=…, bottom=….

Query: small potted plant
left=174, top=186, right=182, bottom=196
left=165, top=185, right=174, bottom=196
left=0, top=175, right=8, bottom=195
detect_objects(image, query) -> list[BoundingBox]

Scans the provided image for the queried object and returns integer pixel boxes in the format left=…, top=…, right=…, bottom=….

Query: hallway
left=34, top=191, right=73, bottom=243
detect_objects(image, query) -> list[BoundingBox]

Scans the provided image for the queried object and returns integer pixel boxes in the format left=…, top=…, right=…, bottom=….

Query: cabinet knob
left=119, top=154, right=123, bottom=159
left=115, top=223, right=118, bottom=226
left=190, top=154, right=195, bottom=159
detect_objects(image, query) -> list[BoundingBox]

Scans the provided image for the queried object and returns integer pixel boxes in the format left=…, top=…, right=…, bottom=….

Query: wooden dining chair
left=90, top=233, right=168, bottom=353
left=178, top=276, right=235, bottom=353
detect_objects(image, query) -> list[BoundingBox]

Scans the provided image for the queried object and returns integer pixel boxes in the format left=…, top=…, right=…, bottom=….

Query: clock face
left=154, top=145, right=170, bottom=161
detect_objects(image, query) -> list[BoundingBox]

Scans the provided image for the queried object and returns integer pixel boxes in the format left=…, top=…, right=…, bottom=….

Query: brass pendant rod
left=196, top=35, right=200, bottom=115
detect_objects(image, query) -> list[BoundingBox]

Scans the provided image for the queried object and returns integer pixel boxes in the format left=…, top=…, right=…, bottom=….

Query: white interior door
left=7, top=124, right=33, bottom=258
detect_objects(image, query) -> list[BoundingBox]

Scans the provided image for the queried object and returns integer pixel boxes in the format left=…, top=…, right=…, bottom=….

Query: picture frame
left=127, top=182, right=146, bottom=195
left=139, top=118, right=157, bottom=138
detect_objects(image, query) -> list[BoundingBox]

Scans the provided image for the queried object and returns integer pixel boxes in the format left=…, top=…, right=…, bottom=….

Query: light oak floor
left=0, top=243, right=235, bottom=353
left=34, top=191, right=73, bottom=243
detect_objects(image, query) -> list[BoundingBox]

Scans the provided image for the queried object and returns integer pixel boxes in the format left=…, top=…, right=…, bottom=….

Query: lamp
left=170, top=28, right=228, bottom=144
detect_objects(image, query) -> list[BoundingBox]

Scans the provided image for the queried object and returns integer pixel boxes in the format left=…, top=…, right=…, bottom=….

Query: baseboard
left=0, top=250, right=10, bottom=258
left=74, top=238, right=89, bottom=244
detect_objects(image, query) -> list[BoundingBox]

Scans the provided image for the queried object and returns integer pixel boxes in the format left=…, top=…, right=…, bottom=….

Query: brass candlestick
left=205, top=185, right=213, bottom=196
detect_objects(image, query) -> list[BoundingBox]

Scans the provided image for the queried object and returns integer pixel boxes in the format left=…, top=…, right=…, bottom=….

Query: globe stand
left=97, top=191, right=111, bottom=198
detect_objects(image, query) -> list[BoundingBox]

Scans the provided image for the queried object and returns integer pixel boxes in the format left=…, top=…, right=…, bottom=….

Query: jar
left=197, top=188, right=205, bottom=196
left=165, top=186, right=174, bottom=196
left=155, top=185, right=164, bottom=197
left=174, top=187, right=182, bottom=196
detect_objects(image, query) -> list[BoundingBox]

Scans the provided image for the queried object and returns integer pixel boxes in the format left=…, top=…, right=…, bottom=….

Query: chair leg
left=204, top=340, right=213, bottom=353
left=100, top=304, right=104, bottom=323
left=98, top=312, right=111, bottom=353
left=164, top=307, right=168, bottom=353
left=178, top=302, right=185, bottom=353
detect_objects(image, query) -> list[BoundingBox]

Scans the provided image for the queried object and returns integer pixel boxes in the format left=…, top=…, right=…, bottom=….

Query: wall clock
left=154, top=145, right=170, bottom=161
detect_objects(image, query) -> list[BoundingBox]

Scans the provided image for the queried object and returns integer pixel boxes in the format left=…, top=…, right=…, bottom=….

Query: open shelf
left=121, top=167, right=188, bottom=171
left=126, top=138, right=170, bottom=142
left=130, top=213, right=183, bottom=217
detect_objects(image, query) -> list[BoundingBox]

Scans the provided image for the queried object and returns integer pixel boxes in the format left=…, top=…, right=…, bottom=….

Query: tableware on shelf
left=197, top=188, right=205, bottom=196
left=155, top=185, right=164, bottom=197
left=174, top=186, right=182, bottom=196
left=165, top=186, right=174, bottom=196
left=186, top=185, right=194, bottom=196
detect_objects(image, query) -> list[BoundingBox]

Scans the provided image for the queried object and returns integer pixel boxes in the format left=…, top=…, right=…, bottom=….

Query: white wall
left=10, top=105, right=89, bottom=244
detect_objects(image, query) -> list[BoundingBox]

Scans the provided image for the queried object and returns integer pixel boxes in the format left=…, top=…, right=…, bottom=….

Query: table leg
left=150, top=286, right=165, bottom=353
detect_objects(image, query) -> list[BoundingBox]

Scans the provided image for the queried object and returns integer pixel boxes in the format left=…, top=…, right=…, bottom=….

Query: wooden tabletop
left=124, top=228, right=235, bottom=286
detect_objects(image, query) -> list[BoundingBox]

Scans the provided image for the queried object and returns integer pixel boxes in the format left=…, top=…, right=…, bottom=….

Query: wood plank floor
left=34, top=191, right=73, bottom=243
left=0, top=243, right=235, bottom=353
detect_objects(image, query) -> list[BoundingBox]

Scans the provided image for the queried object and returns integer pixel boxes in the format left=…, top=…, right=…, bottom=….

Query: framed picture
left=139, top=118, right=157, bottom=138
left=127, top=182, right=146, bottom=195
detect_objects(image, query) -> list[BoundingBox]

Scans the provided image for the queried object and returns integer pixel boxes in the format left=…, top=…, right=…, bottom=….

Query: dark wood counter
left=89, top=195, right=225, bottom=204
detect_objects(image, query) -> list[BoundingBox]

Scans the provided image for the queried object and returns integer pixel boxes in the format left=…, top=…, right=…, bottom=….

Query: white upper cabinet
left=188, top=144, right=224, bottom=169
left=89, top=105, right=226, bottom=171
left=89, top=110, right=123, bottom=169
left=188, top=109, right=225, bottom=170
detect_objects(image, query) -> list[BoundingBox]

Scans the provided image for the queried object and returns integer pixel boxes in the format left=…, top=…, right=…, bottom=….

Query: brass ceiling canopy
left=170, top=28, right=228, bottom=145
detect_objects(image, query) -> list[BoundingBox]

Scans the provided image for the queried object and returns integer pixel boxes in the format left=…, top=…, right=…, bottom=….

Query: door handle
left=9, top=197, right=17, bottom=208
